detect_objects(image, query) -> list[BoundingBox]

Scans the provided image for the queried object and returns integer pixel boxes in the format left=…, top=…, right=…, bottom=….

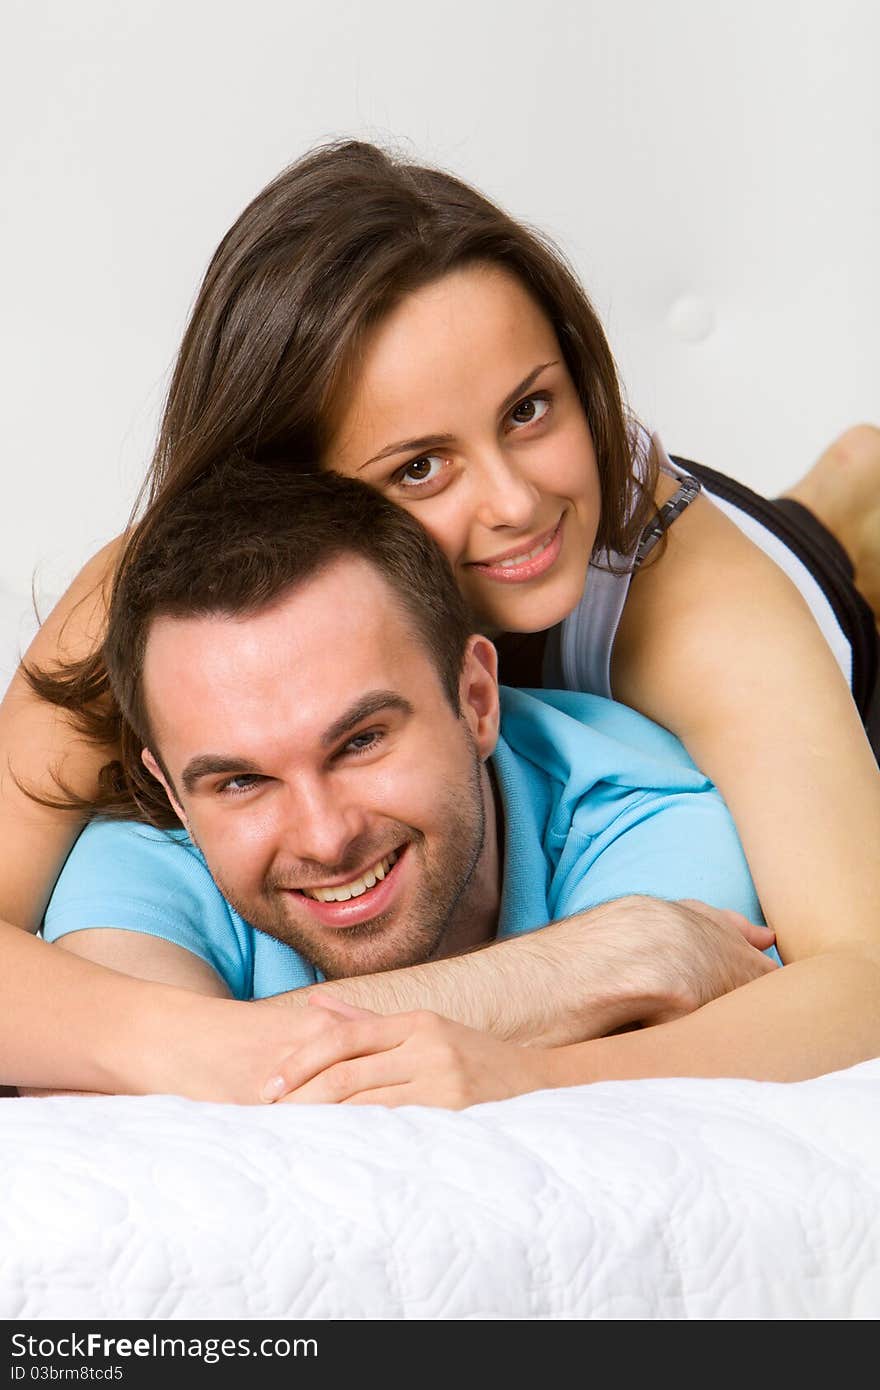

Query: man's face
left=142, top=557, right=501, bottom=979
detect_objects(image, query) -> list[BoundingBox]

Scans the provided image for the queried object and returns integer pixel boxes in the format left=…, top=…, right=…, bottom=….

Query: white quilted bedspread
left=3, top=1061, right=880, bottom=1321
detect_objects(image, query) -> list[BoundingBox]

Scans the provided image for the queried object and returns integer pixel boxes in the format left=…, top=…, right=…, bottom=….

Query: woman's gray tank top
left=542, top=428, right=697, bottom=698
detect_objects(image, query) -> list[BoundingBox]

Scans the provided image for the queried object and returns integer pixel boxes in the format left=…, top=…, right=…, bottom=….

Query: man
left=42, top=463, right=834, bottom=1109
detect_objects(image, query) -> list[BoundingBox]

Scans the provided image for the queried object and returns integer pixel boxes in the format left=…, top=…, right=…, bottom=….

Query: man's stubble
left=208, top=740, right=488, bottom=980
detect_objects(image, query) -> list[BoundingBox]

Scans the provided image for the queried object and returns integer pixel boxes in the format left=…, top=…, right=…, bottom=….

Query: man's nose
left=472, top=449, right=540, bottom=530
left=281, top=778, right=368, bottom=871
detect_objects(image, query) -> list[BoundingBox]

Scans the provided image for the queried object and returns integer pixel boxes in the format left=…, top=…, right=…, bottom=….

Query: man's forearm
left=546, top=945, right=880, bottom=1084
left=269, top=897, right=725, bottom=1046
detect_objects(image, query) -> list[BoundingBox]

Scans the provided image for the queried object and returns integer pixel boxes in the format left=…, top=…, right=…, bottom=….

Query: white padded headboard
left=2, top=0, right=877, bottom=663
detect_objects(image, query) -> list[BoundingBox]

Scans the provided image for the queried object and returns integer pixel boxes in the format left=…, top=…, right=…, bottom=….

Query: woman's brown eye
left=512, top=398, right=537, bottom=423
left=406, top=458, right=433, bottom=480
left=510, top=396, right=549, bottom=429
left=398, top=455, right=444, bottom=488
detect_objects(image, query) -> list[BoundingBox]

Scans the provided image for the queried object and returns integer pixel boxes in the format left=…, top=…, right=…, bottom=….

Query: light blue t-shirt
left=42, top=687, right=772, bottom=998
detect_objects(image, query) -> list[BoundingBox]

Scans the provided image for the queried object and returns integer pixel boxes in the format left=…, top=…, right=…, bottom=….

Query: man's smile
left=281, top=844, right=410, bottom=928
left=300, top=847, right=401, bottom=902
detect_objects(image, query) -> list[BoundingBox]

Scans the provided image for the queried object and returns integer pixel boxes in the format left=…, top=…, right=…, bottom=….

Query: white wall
left=2, top=0, right=878, bottom=644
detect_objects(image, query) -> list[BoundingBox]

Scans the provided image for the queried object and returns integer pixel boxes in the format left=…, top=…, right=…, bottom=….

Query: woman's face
left=326, top=263, right=601, bottom=634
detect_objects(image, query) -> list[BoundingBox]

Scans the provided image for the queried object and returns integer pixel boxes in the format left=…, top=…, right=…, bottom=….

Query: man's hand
left=678, top=901, right=775, bottom=953
left=637, top=898, right=778, bottom=1025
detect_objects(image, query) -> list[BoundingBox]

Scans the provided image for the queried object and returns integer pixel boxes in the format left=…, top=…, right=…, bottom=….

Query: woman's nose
left=472, top=451, right=540, bottom=530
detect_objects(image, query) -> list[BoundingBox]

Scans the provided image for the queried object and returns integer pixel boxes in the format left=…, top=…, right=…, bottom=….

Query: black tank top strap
left=633, top=473, right=702, bottom=568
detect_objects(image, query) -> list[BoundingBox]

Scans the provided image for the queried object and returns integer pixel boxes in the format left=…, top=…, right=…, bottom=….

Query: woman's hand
left=265, top=995, right=559, bottom=1110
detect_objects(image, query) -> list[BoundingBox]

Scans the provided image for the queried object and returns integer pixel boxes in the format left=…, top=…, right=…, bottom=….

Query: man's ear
left=458, top=635, right=500, bottom=760
left=142, top=748, right=188, bottom=828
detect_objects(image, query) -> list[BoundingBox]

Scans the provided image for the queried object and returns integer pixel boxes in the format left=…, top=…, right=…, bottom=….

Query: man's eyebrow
left=181, top=755, right=263, bottom=795
left=358, top=361, right=559, bottom=472
left=321, top=691, right=414, bottom=748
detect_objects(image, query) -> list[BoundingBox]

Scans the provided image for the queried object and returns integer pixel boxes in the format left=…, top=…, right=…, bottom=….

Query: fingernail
left=261, top=1075, right=286, bottom=1103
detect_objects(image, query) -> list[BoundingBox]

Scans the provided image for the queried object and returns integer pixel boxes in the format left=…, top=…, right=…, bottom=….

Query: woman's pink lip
left=469, top=515, right=564, bottom=583
left=283, top=845, right=408, bottom=928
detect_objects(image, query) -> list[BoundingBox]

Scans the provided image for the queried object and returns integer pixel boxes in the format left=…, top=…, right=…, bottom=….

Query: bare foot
left=782, top=424, right=880, bottom=622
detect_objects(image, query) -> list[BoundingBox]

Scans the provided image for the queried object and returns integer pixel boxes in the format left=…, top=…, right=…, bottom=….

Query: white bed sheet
left=3, top=1061, right=879, bottom=1321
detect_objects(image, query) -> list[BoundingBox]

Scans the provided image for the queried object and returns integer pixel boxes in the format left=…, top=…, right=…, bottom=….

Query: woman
left=3, top=139, right=880, bottom=1095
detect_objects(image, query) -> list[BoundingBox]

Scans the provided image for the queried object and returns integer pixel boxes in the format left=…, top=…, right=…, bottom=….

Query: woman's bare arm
left=0, top=537, right=122, bottom=929
left=16, top=930, right=232, bottom=1097
left=0, top=917, right=363, bottom=1103
left=612, top=489, right=880, bottom=961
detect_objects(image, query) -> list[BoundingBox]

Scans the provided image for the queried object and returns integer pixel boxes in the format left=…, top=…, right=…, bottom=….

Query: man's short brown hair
left=103, top=462, right=475, bottom=827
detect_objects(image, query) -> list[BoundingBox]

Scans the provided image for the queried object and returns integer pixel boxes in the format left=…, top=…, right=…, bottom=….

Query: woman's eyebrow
left=496, top=361, right=558, bottom=418
left=359, top=360, right=559, bottom=471
left=360, top=433, right=455, bottom=471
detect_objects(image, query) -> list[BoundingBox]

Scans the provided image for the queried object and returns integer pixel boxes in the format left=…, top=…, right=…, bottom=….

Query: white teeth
left=495, top=535, right=552, bottom=569
left=302, top=850, right=398, bottom=903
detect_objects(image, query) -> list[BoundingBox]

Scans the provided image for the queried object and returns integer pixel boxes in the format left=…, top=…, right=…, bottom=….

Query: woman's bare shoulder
left=610, top=491, right=880, bottom=954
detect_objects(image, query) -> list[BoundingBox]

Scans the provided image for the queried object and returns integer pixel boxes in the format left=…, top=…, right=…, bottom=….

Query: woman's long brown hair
left=25, top=138, right=656, bottom=822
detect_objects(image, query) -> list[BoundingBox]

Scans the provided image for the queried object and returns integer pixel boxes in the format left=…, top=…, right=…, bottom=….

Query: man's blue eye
left=219, top=774, right=262, bottom=794
left=344, top=731, right=381, bottom=755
